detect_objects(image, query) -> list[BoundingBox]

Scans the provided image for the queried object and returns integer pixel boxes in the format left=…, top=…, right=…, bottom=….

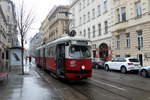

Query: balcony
left=112, top=21, right=128, bottom=32
left=48, top=13, right=68, bottom=28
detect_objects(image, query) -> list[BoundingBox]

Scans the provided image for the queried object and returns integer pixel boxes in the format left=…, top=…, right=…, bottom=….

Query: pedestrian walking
left=25, top=56, right=28, bottom=64
left=29, top=56, right=32, bottom=65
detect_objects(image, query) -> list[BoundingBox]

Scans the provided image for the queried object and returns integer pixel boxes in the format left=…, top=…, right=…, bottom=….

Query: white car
left=104, top=57, right=141, bottom=74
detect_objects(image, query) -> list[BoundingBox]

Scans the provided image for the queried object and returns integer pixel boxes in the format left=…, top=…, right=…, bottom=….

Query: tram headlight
left=81, top=65, right=85, bottom=70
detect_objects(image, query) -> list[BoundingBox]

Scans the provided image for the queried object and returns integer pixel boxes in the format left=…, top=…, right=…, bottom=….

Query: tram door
left=56, top=44, right=65, bottom=75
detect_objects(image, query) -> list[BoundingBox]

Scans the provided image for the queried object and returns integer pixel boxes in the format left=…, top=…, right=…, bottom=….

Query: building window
left=92, top=8, right=95, bottom=19
left=98, top=23, right=101, bottom=36
left=79, top=17, right=82, bottom=25
left=79, top=2, right=81, bottom=11
left=87, top=12, right=90, bottom=22
left=135, top=1, right=142, bottom=17
left=104, top=21, right=108, bottom=33
left=71, top=14, right=75, bottom=27
left=84, top=29, right=86, bottom=36
left=125, top=55, right=131, bottom=57
left=83, top=0, right=86, bottom=8
left=117, top=9, right=120, bottom=23
left=104, top=0, right=107, bottom=13
left=121, top=7, right=126, bottom=21
left=92, top=25, right=95, bottom=37
left=7, top=6, right=10, bottom=12
left=87, top=0, right=90, bottom=5
left=83, top=15, right=86, bottom=24
left=88, top=28, right=90, bottom=39
left=92, top=0, right=95, bottom=2
left=116, top=35, right=120, bottom=48
left=136, top=30, right=143, bottom=48
left=80, top=31, right=82, bottom=35
left=117, top=7, right=126, bottom=23
left=126, top=33, right=130, bottom=48
left=97, top=5, right=101, bottom=16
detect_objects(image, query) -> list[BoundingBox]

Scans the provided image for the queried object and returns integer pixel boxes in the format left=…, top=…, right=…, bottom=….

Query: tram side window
left=47, top=47, right=50, bottom=57
left=47, top=46, right=50, bottom=57
left=47, top=46, right=56, bottom=57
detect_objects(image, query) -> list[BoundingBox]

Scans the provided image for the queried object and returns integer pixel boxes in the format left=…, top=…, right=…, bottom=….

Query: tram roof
left=36, top=44, right=46, bottom=50
left=37, top=36, right=91, bottom=50
left=47, top=36, right=91, bottom=46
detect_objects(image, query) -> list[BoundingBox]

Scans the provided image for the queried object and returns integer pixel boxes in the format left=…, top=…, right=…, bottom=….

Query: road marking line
left=91, top=79, right=126, bottom=91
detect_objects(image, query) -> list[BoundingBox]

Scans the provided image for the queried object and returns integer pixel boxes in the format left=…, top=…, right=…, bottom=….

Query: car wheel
left=141, top=70, right=148, bottom=78
left=95, top=64, right=99, bottom=69
left=105, top=65, right=109, bottom=71
left=121, top=66, right=127, bottom=74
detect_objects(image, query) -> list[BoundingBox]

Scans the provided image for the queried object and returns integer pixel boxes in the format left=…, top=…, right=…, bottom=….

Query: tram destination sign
left=71, top=40, right=88, bottom=45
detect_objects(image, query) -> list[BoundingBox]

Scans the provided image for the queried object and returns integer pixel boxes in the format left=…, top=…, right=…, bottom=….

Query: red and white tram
left=35, top=36, right=92, bottom=79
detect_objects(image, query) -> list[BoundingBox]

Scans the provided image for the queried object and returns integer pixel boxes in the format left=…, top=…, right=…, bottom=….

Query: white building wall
left=70, top=0, right=112, bottom=38
left=69, top=0, right=113, bottom=59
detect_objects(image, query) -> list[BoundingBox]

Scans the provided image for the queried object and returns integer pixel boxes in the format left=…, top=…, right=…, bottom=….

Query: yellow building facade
left=112, top=0, right=150, bottom=66
left=40, top=6, right=69, bottom=44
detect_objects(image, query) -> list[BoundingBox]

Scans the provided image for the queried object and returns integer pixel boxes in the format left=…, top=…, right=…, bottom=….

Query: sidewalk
left=0, top=61, right=63, bottom=100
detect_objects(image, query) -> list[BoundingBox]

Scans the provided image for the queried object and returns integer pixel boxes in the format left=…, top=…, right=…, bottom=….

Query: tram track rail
left=93, top=75, right=150, bottom=93
left=83, top=80, right=132, bottom=100
left=35, top=67, right=149, bottom=100
left=36, top=68, right=92, bottom=100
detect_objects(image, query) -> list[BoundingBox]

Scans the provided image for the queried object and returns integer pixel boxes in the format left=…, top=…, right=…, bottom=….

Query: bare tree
left=16, top=1, right=34, bottom=74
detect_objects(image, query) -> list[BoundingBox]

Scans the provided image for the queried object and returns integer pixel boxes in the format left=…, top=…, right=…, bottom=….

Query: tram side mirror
left=68, top=30, right=76, bottom=37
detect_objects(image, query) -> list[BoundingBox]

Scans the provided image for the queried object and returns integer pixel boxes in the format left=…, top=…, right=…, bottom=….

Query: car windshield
left=69, top=45, right=91, bottom=58
left=129, top=59, right=139, bottom=62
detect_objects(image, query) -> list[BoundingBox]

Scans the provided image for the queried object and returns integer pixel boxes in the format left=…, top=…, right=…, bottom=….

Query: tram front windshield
left=69, top=45, right=91, bottom=58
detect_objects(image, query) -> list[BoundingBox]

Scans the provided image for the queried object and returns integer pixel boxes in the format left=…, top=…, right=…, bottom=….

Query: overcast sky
left=12, top=0, right=70, bottom=48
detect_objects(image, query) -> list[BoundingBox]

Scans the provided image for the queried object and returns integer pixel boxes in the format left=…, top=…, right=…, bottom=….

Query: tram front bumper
left=65, top=70, right=92, bottom=79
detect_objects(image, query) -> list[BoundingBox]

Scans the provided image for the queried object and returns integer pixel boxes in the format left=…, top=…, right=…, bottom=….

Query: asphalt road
left=36, top=68, right=150, bottom=100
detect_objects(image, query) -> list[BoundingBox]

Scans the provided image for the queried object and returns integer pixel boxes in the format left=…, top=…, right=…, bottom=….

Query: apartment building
left=69, top=0, right=113, bottom=60
left=112, top=0, right=150, bottom=66
left=40, top=6, right=69, bottom=44
left=0, top=0, right=18, bottom=47
left=0, top=5, right=8, bottom=72
left=29, top=32, right=42, bottom=57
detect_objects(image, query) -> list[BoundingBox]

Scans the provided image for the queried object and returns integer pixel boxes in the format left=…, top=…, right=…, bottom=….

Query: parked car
left=104, top=57, right=141, bottom=74
left=92, top=58, right=106, bottom=69
left=139, top=66, right=150, bottom=78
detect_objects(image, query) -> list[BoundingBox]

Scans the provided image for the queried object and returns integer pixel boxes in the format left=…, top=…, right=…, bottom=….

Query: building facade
left=111, top=0, right=150, bottom=66
left=29, top=32, right=42, bottom=57
left=0, top=0, right=18, bottom=47
left=0, top=0, right=18, bottom=72
left=0, top=4, right=8, bottom=72
left=69, top=0, right=113, bottom=60
left=40, top=6, right=69, bottom=44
